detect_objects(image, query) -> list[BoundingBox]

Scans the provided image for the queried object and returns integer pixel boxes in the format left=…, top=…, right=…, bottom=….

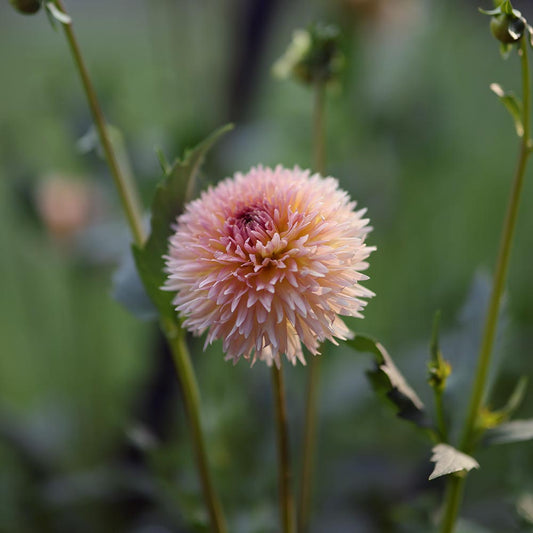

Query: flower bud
left=273, top=23, right=344, bottom=86
left=8, top=0, right=42, bottom=14
left=490, top=13, right=526, bottom=43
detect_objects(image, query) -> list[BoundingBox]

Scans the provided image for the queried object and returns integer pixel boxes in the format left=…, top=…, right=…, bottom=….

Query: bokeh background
left=1, top=0, right=533, bottom=531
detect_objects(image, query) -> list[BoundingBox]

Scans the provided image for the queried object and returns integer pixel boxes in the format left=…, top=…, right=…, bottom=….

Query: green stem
left=439, top=475, right=465, bottom=533
left=51, top=4, right=227, bottom=531
left=298, top=355, right=320, bottom=533
left=298, top=81, right=326, bottom=533
left=312, top=81, right=326, bottom=176
left=52, top=0, right=146, bottom=247
left=164, top=319, right=228, bottom=533
left=434, top=390, right=448, bottom=443
left=439, top=36, right=531, bottom=533
left=272, top=364, right=297, bottom=533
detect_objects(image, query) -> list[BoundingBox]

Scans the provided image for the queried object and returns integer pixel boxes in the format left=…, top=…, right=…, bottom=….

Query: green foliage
left=45, top=2, right=71, bottom=26
left=490, top=83, right=524, bottom=137
left=428, top=443, right=479, bottom=481
left=428, top=311, right=451, bottom=394
left=479, top=376, right=528, bottom=431
left=480, top=0, right=533, bottom=49
left=483, top=419, right=533, bottom=445
left=132, top=124, right=233, bottom=322
left=346, top=335, right=431, bottom=430
left=272, top=22, right=344, bottom=86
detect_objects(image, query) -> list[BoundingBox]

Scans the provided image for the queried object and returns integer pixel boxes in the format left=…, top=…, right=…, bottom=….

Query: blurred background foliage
left=1, top=0, right=533, bottom=531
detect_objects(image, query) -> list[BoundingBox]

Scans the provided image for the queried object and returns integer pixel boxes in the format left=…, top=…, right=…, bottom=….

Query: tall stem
left=439, top=37, right=531, bottom=533
left=52, top=0, right=146, bottom=247
left=312, top=82, right=326, bottom=176
left=272, top=364, right=297, bottom=533
left=164, top=319, right=228, bottom=533
left=298, top=81, right=326, bottom=533
left=51, top=4, right=227, bottom=531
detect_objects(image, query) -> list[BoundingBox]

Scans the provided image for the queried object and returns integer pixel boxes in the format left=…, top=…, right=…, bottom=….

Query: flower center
left=229, top=202, right=275, bottom=243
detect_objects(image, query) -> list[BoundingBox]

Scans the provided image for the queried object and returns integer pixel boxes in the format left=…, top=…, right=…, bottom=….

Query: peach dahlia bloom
left=164, top=165, right=374, bottom=366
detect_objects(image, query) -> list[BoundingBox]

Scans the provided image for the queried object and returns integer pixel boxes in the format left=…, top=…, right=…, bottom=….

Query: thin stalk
left=52, top=0, right=146, bottom=247
left=51, top=4, right=227, bottom=531
left=312, top=81, right=326, bottom=176
left=434, top=390, right=448, bottom=443
left=272, top=364, right=297, bottom=533
left=298, top=81, right=326, bottom=533
left=164, top=319, right=228, bottom=533
left=439, top=37, right=531, bottom=533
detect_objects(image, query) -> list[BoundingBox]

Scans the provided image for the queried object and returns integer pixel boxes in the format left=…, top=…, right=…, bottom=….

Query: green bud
left=8, top=0, right=42, bottom=14
left=273, top=22, right=344, bottom=86
left=490, top=13, right=526, bottom=43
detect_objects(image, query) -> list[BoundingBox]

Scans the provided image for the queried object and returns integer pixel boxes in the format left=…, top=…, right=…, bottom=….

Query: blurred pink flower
left=164, top=165, right=375, bottom=366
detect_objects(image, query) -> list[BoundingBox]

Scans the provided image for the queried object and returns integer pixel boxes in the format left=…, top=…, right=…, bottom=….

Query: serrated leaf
left=46, top=2, right=71, bottom=24
left=484, top=419, right=533, bottom=445
left=346, top=335, right=430, bottom=428
left=133, top=124, right=233, bottom=321
left=428, top=443, right=479, bottom=480
left=490, top=83, right=524, bottom=136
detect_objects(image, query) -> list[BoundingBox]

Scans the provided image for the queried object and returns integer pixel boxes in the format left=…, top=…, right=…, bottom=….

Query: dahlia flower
left=164, top=165, right=374, bottom=366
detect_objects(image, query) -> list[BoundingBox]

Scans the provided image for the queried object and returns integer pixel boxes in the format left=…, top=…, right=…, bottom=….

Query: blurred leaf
left=346, top=335, right=430, bottom=429
left=428, top=311, right=451, bottom=393
left=112, top=250, right=158, bottom=321
left=490, top=83, right=524, bottom=136
left=479, top=376, right=528, bottom=429
left=428, top=443, right=479, bottom=481
left=516, top=493, right=533, bottom=525
left=455, top=519, right=492, bottom=533
left=479, top=7, right=502, bottom=16
left=483, top=419, right=533, bottom=445
left=133, top=124, right=233, bottom=321
left=500, top=42, right=513, bottom=58
left=45, top=2, right=71, bottom=24
left=78, top=124, right=135, bottom=187
left=441, top=272, right=508, bottom=437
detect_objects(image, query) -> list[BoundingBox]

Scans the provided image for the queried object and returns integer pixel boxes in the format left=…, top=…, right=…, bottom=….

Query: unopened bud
left=8, top=0, right=42, bottom=14
left=490, top=13, right=526, bottom=43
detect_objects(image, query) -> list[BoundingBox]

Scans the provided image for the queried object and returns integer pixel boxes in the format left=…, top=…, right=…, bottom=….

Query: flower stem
left=312, top=82, right=326, bottom=176
left=434, top=389, right=448, bottom=443
left=164, top=319, right=228, bottom=533
left=51, top=4, right=227, bottom=531
left=298, top=80, right=326, bottom=533
left=272, top=364, right=297, bottom=533
left=52, top=0, right=146, bottom=247
left=439, top=36, right=531, bottom=533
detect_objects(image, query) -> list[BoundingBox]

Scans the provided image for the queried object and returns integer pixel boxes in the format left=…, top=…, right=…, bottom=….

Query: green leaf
left=478, top=376, right=528, bottom=431
left=490, top=83, right=524, bottom=136
left=516, top=493, right=533, bottom=525
left=133, top=124, right=233, bottom=321
left=428, top=311, right=451, bottom=393
left=479, top=7, right=502, bottom=16
left=483, top=419, right=533, bottom=445
left=346, top=335, right=430, bottom=428
left=499, top=42, right=513, bottom=59
left=428, top=443, right=479, bottom=481
left=45, top=2, right=71, bottom=24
